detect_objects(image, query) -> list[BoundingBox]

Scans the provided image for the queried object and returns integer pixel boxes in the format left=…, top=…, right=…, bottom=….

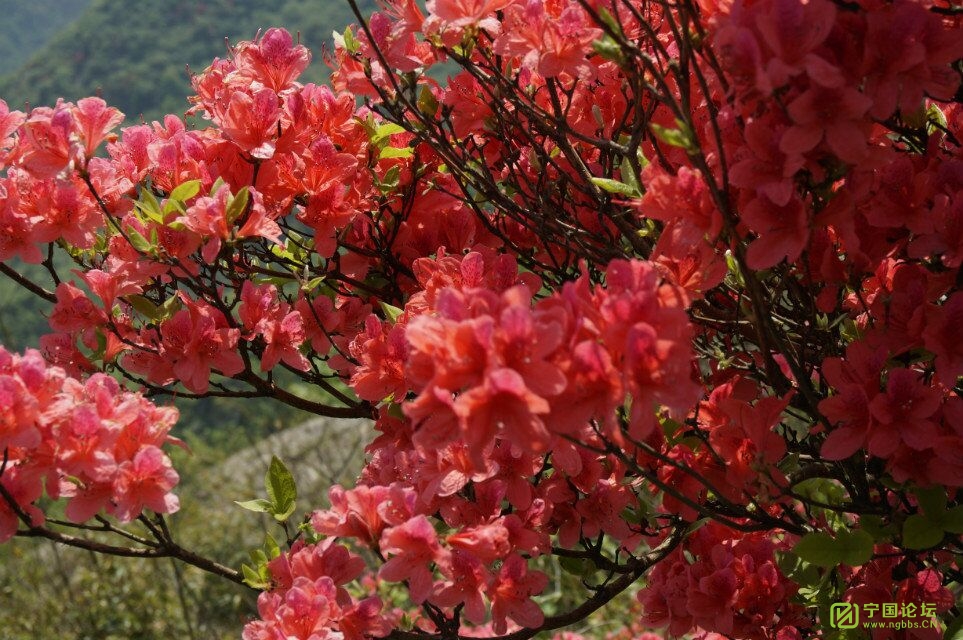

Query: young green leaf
left=226, top=187, right=250, bottom=224
left=590, top=177, right=640, bottom=197
left=265, top=456, right=297, bottom=522
left=418, top=86, right=439, bottom=117
left=126, top=229, right=153, bottom=254
left=380, top=146, right=414, bottom=160
left=650, top=121, right=695, bottom=151
left=234, top=498, right=273, bottom=513
left=372, top=122, right=406, bottom=143
left=379, top=301, right=404, bottom=323
left=125, top=295, right=161, bottom=321
left=168, top=179, right=201, bottom=203
left=241, top=563, right=269, bottom=590
left=940, top=506, right=963, bottom=534
left=559, top=555, right=596, bottom=577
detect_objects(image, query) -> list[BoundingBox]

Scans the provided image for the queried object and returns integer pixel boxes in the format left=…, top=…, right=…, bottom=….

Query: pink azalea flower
left=432, top=549, right=490, bottom=624
left=219, top=88, right=280, bottom=159
left=780, top=85, right=873, bottom=164
left=379, top=515, right=444, bottom=604
left=866, top=368, right=942, bottom=458
left=71, top=97, right=124, bottom=159
left=159, top=299, right=244, bottom=393
left=18, top=102, right=77, bottom=179
left=111, top=445, right=180, bottom=522
left=923, top=292, right=963, bottom=386
left=233, top=28, right=312, bottom=94
left=487, top=554, right=548, bottom=634
left=312, top=484, right=391, bottom=546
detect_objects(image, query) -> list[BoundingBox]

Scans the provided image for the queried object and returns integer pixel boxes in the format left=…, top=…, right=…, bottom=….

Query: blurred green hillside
left=0, top=0, right=91, bottom=76
left=0, top=0, right=369, bottom=122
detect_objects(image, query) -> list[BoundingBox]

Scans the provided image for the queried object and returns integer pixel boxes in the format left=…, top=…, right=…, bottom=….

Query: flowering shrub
left=0, top=346, right=180, bottom=539
left=1, top=0, right=962, bottom=638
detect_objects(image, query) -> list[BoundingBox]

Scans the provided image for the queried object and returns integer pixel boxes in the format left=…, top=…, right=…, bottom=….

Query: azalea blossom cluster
left=352, top=251, right=700, bottom=463
left=283, top=252, right=698, bottom=637
left=243, top=539, right=392, bottom=640
left=638, top=522, right=805, bottom=639
left=0, top=346, right=180, bottom=542
left=0, top=0, right=962, bottom=637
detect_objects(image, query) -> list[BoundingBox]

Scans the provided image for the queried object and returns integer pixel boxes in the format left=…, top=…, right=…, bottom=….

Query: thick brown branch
left=15, top=526, right=246, bottom=586
left=0, top=262, right=56, bottom=303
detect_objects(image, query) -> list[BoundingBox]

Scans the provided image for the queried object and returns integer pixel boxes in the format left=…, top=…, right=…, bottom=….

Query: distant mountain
left=0, top=0, right=372, bottom=122
left=0, top=0, right=92, bottom=76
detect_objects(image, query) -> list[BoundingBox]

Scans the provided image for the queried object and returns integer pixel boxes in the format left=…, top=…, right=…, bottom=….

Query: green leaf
left=379, top=301, right=404, bottom=323
left=159, top=295, right=182, bottom=320
left=226, top=187, right=250, bottom=224
left=140, top=188, right=163, bottom=219
left=209, top=176, right=226, bottom=196
left=902, top=514, right=945, bottom=550
left=836, top=529, right=874, bottom=566
left=620, top=505, right=648, bottom=525
left=125, top=294, right=160, bottom=321
left=264, top=533, right=281, bottom=559
left=940, top=506, right=963, bottom=534
left=265, top=456, right=297, bottom=522
left=858, top=515, right=895, bottom=541
left=620, top=161, right=641, bottom=196
left=592, top=36, right=624, bottom=63
left=250, top=548, right=269, bottom=566
left=927, top=103, right=949, bottom=138
left=559, top=555, right=596, bottom=577
left=590, top=177, right=639, bottom=197
left=774, top=550, right=821, bottom=586
left=337, top=26, right=360, bottom=54
left=686, top=518, right=711, bottom=535
left=379, top=165, right=401, bottom=192
left=135, top=201, right=163, bottom=223
left=302, top=276, right=327, bottom=292
left=650, top=121, right=694, bottom=151
left=915, top=486, right=947, bottom=518
left=127, top=229, right=153, bottom=253
left=793, top=533, right=841, bottom=567
left=418, top=86, right=438, bottom=117
left=169, top=179, right=201, bottom=203
left=944, top=613, right=963, bottom=640
left=372, top=122, right=406, bottom=143
left=162, top=198, right=186, bottom=215
left=241, top=563, right=269, bottom=589
left=380, top=146, right=413, bottom=160
left=234, top=498, right=273, bottom=513
left=91, top=329, right=108, bottom=362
